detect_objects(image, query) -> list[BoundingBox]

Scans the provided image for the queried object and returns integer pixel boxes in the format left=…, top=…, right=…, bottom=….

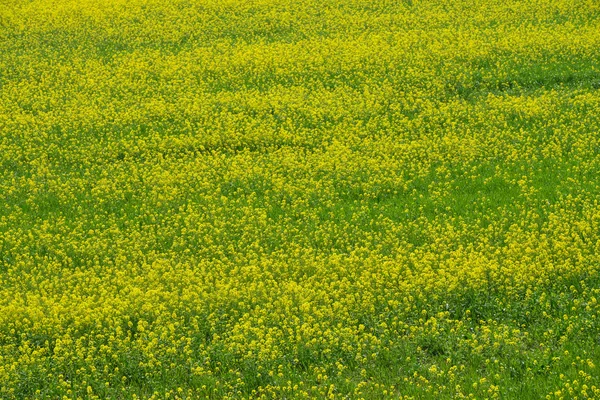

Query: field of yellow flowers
left=1, top=0, right=600, bottom=398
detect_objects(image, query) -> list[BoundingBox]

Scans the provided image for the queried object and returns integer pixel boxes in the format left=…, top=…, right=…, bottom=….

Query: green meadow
left=1, top=0, right=600, bottom=398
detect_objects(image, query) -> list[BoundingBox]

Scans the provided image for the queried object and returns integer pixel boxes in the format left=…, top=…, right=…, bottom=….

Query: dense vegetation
left=1, top=0, right=600, bottom=398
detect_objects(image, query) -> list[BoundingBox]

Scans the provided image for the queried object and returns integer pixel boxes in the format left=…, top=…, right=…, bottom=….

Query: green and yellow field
left=1, top=0, right=600, bottom=398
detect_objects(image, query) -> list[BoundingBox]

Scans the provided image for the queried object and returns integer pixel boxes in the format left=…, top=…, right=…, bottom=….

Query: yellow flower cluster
left=1, top=0, right=600, bottom=398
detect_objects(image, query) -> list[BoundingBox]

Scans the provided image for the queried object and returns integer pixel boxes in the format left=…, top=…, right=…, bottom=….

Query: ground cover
left=1, top=0, right=600, bottom=398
